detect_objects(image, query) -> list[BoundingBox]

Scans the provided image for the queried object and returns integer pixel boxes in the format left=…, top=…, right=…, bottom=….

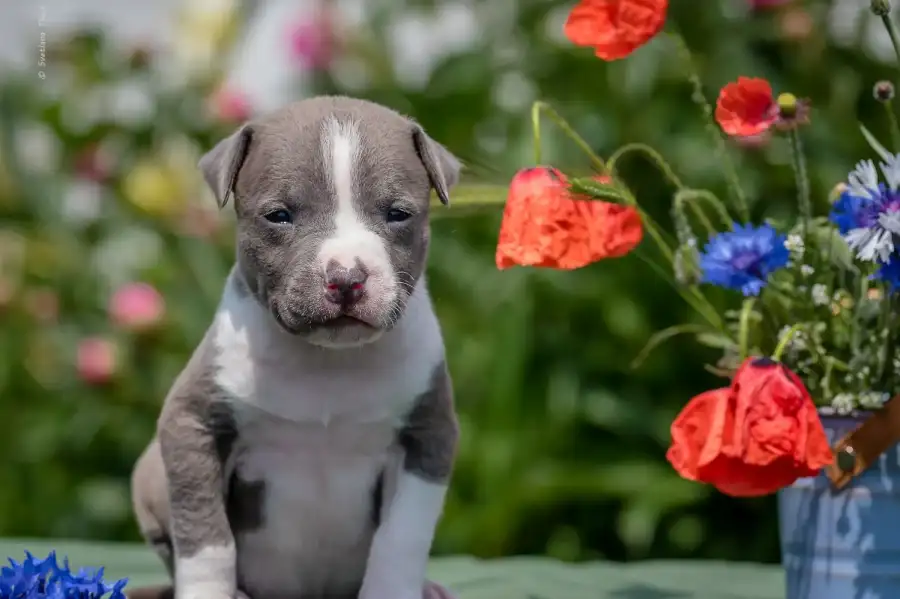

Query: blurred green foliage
left=0, top=0, right=894, bottom=567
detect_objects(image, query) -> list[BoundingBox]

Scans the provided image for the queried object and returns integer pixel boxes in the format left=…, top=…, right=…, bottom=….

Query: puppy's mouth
left=318, top=314, right=377, bottom=330
left=272, top=303, right=380, bottom=335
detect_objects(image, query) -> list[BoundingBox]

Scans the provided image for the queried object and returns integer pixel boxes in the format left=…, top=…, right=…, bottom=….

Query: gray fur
left=400, top=362, right=459, bottom=482
left=154, top=332, right=238, bottom=558
left=131, top=96, right=462, bottom=599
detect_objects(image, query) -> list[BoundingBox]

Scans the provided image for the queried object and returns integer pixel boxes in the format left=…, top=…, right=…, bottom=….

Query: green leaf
left=568, top=178, right=629, bottom=203
left=860, top=123, right=893, bottom=162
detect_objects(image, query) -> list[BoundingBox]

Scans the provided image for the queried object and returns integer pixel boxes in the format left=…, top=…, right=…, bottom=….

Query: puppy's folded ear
left=199, top=124, right=253, bottom=208
left=412, top=126, right=461, bottom=206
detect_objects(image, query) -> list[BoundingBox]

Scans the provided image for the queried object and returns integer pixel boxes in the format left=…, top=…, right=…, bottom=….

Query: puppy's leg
left=359, top=362, right=459, bottom=599
left=131, top=439, right=174, bottom=576
left=158, top=391, right=238, bottom=599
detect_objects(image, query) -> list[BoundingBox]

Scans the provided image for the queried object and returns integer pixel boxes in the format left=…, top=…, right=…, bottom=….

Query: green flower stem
left=529, top=100, right=725, bottom=331
left=882, top=13, right=900, bottom=80
left=787, top=129, right=812, bottom=244
left=531, top=101, right=607, bottom=172
left=669, top=32, right=750, bottom=222
left=738, top=298, right=756, bottom=360
left=675, top=189, right=733, bottom=229
left=884, top=101, right=900, bottom=152
left=878, top=293, right=898, bottom=388
left=607, top=143, right=685, bottom=190
left=772, top=324, right=803, bottom=362
left=675, top=193, right=716, bottom=238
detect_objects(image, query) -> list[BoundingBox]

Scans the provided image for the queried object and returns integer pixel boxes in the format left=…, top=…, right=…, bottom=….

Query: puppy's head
left=199, top=96, right=460, bottom=348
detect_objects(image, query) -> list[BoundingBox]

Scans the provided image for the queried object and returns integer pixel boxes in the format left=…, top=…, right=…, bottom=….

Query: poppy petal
left=564, top=0, right=669, bottom=61
left=496, top=168, right=642, bottom=270
left=715, top=77, right=778, bottom=137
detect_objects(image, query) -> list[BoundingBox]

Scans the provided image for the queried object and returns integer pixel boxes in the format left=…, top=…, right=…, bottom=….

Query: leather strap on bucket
left=825, top=396, right=900, bottom=490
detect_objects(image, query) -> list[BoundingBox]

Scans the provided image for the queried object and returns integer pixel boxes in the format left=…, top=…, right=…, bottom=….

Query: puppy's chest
left=227, top=399, right=403, bottom=597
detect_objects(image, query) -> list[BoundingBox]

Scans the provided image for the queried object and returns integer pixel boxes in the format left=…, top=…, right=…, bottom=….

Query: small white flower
left=832, top=393, right=855, bottom=415
left=800, top=264, right=815, bottom=276
left=811, top=284, right=829, bottom=306
left=858, top=391, right=890, bottom=409
left=785, top=234, right=805, bottom=257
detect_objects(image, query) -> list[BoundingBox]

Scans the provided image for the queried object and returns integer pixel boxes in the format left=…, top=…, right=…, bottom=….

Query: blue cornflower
left=698, top=222, right=790, bottom=297
left=0, top=552, right=126, bottom=599
left=828, top=157, right=900, bottom=262
left=873, top=258, right=900, bottom=291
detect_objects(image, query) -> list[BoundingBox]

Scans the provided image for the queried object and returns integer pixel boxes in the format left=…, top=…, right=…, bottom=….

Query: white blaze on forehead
left=318, top=118, right=393, bottom=279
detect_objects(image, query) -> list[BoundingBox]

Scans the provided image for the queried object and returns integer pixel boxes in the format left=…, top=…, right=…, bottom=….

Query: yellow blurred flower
left=123, top=159, right=184, bottom=218
left=124, top=137, right=207, bottom=219
left=174, top=0, right=241, bottom=77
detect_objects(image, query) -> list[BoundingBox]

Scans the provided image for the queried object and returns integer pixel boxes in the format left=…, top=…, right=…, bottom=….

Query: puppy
left=129, top=96, right=461, bottom=599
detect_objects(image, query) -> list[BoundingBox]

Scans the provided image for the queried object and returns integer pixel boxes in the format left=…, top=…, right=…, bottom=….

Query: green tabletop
left=0, top=539, right=784, bottom=599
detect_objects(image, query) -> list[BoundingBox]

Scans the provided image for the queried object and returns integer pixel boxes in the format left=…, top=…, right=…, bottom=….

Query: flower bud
left=777, top=93, right=798, bottom=118
left=674, top=245, right=701, bottom=286
left=829, top=182, right=847, bottom=203
left=874, top=80, right=895, bottom=102
left=871, top=0, right=891, bottom=16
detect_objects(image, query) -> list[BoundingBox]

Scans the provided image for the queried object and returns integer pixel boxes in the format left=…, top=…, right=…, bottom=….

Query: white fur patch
left=174, top=544, right=236, bottom=599
left=317, top=117, right=397, bottom=317
left=359, top=472, right=448, bottom=599
left=209, top=272, right=445, bottom=597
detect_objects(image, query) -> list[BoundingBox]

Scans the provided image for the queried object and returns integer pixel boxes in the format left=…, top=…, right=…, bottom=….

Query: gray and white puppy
left=130, top=96, right=461, bottom=599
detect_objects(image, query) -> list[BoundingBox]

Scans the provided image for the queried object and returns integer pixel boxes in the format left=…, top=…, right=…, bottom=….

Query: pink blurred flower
left=77, top=337, right=117, bottom=385
left=210, top=86, right=252, bottom=123
left=109, top=282, right=165, bottom=331
left=286, top=11, right=335, bottom=71
left=779, top=7, right=813, bottom=41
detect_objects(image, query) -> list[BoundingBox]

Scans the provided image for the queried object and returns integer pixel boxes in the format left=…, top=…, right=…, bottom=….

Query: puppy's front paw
left=423, top=580, right=456, bottom=599
left=360, top=581, right=455, bottom=599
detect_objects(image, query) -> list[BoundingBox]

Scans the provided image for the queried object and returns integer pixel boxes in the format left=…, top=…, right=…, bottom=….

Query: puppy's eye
left=386, top=208, right=412, bottom=223
left=264, top=209, right=293, bottom=224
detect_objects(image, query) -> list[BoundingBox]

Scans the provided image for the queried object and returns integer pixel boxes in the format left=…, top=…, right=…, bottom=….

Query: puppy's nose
left=324, top=264, right=367, bottom=306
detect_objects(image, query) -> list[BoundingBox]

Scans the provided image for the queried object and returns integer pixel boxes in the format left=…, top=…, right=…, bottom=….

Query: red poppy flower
left=715, top=77, right=779, bottom=137
left=496, top=167, right=642, bottom=270
left=564, top=0, right=669, bottom=61
left=667, top=357, right=833, bottom=497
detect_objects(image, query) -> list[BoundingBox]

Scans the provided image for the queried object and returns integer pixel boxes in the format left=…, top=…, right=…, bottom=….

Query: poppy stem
left=772, top=324, right=803, bottom=362
left=673, top=192, right=716, bottom=239
left=669, top=32, right=750, bottom=223
left=529, top=103, right=727, bottom=331
left=530, top=101, right=607, bottom=173
left=607, top=143, right=685, bottom=190
left=787, top=129, right=812, bottom=245
left=738, top=298, right=756, bottom=360
left=674, top=189, right=733, bottom=230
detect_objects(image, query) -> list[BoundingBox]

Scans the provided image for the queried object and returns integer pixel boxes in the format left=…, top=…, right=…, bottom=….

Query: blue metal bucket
left=778, top=410, right=900, bottom=599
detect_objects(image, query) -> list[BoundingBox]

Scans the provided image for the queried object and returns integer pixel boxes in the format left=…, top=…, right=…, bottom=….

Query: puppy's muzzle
left=324, top=262, right=367, bottom=308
